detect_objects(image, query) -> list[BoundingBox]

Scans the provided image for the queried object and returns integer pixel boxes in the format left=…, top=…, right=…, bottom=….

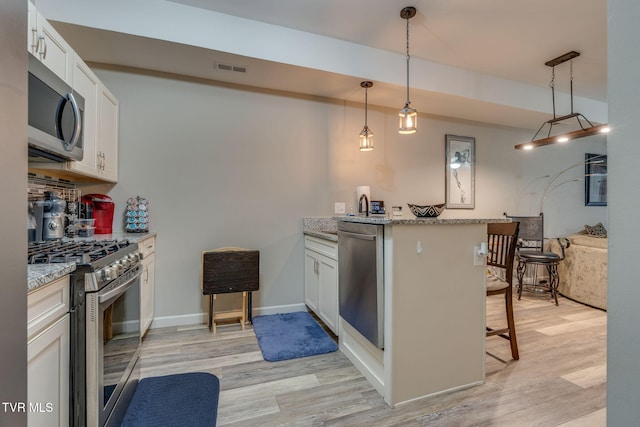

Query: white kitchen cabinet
left=65, top=57, right=119, bottom=183
left=304, top=235, right=339, bottom=335
left=68, top=55, right=100, bottom=175
left=27, top=5, right=120, bottom=184
left=97, top=85, right=119, bottom=182
left=28, top=275, right=70, bottom=427
left=139, top=235, right=156, bottom=337
left=28, top=2, right=73, bottom=85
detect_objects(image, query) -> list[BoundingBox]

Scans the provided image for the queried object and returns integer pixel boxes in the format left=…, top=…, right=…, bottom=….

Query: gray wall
left=0, top=0, right=27, bottom=425
left=608, top=0, right=640, bottom=424
left=88, top=65, right=607, bottom=327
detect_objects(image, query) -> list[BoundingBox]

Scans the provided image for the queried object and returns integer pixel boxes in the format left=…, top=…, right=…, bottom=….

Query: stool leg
left=516, top=261, right=526, bottom=300
left=208, top=295, right=214, bottom=332
left=248, top=292, right=253, bottom=324
left=547, top=264, right=560, bottom=306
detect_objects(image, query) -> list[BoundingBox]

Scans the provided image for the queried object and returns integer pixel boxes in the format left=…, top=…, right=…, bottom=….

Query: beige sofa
left=550, top=233, right=608, bottom=310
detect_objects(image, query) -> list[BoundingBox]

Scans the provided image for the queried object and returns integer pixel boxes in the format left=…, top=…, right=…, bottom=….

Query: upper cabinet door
left=98, top=85, right=119, bottom=183
left=69, top=56, right=100, bottom=176
left=28, top=3, right=74, bottom=85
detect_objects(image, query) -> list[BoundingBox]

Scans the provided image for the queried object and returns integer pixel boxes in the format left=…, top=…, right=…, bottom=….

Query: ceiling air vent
left=214, top=62, right=247, bottom=74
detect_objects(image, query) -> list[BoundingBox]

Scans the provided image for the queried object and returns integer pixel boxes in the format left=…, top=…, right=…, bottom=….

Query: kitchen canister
left=124, top=196, right=149, bottom=233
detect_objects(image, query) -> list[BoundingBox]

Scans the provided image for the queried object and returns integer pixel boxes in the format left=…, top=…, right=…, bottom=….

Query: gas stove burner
left=28, top=239, right=131, bottom=265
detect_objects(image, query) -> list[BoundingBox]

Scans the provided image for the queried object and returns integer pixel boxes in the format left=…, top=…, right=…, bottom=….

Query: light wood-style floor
left=139, top=291, right=607, bottom=426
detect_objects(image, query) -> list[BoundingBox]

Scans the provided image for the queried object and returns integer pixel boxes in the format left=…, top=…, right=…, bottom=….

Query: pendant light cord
left=570, top=59, right=574, bottom=114
left=405, top=15, right=411, bottom=104
left=364, top=86, right=368, bottom=126
left=550, top=66, right=556, bottom=119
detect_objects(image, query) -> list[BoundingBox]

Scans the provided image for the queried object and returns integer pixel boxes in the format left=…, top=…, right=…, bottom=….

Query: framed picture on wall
left=585, top=153, right=607, bottom=206
left=445, top=134, right=475, bottom=209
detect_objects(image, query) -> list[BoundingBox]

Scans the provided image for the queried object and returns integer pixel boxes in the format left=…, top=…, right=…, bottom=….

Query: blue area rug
left=121, top=372, right=219, bottom=427
left=252, top=311, right=338, bottom=362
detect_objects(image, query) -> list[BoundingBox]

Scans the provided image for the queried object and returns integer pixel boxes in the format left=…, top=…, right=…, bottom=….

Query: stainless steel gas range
left=28, top=239, right=143, bottom=427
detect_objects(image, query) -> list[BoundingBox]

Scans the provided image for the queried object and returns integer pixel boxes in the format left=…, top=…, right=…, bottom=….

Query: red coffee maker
left=81, top=194, right=114, bottom=234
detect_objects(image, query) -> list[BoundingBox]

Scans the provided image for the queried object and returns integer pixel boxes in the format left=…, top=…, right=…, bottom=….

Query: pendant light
left=515, top=51, right=610, bottom=150
left=399, top=6, right=417, bottom=135
left=359, top=81, right=374, bottom=151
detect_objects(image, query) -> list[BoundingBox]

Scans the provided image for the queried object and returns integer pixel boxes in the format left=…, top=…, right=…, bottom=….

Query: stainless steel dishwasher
left=338, top=221, right=384, bottom=349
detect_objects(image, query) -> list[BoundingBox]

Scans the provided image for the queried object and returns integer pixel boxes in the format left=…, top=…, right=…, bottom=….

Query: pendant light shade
left=399, top=104, right=417, bottom=135
left=399, top=6, right=417, bottom=135
left=359, top=81, right=374, bottom=151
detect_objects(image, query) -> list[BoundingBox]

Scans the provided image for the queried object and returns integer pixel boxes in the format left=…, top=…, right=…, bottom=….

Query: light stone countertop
left=303, top=215, right=509, bottom=241
left=86, top=231, right=157, bottom=244
left=303, top=217, right=338, bottom=242
left=333, top=215, right=511, bottom=225
left=28, top=263, right=76, bottom=292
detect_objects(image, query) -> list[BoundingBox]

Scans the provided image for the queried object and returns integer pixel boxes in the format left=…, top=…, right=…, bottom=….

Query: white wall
left=607, top=0, right=640, bottom=424
left=0, top=0, right=28, bottom=424
left=89, top=66, right=607, bottom=325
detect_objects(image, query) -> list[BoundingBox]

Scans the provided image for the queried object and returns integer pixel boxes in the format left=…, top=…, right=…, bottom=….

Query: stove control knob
left=101, top=266, right=114, bottom=281
left=111, top=263, right=122, bottom=276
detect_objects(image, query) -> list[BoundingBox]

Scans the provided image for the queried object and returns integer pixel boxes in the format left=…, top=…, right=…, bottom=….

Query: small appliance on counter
left=28, top=203, right=38, bottom=242
left=124, top=196, right=149, bottom=233
left=30, top=191, right=67, bottom=241
left=370, top=201, right=385, bottom=215
left=81, top=194, right=114, bottom=234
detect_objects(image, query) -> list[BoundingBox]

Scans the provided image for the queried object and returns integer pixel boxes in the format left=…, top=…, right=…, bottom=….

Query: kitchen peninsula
left=335, top=215, right=509, bottom=407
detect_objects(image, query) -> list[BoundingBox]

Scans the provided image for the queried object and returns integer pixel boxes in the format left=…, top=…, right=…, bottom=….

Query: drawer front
left=305, top=235, right=338, bottom=260
left=28, top=276, right=70, bottom=341
left=139, top=236, right=155, bottom=258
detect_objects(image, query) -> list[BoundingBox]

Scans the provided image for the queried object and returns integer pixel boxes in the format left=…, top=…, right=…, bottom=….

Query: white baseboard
left=149, top=303, right=307, bottom=329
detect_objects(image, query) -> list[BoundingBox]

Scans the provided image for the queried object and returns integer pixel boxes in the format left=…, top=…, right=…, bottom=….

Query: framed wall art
left=445, top=134, right=475, bottom=209
left=585, top=153, right=607, bottom=206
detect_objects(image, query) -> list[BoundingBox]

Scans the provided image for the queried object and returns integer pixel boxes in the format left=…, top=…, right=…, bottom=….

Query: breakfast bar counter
left=335, top=215, right=508, bottom=407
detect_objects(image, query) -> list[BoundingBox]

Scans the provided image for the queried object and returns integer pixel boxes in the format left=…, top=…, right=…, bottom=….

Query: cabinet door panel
left=98, top=86, right=119, bottom=182
left=28, top=314, right=70, bottom=427
left=141, top=252, right=155, bottom=336
left=69, top=56, right=100, bottom=177
left=318, top=256, right=339, bottom=334
left=37, top=13, right=73, bottom=84
left=304, top=249, right=319, bottom=312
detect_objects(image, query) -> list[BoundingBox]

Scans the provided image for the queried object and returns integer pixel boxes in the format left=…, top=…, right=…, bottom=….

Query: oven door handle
left=98, top=268, right=143, bottom=306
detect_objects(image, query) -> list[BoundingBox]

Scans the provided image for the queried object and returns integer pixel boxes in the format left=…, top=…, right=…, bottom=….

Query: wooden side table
left=201, top=247, right=259, bottom=332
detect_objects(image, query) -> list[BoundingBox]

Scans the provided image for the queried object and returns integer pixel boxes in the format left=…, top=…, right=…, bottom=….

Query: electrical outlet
left=334, top=202, right=346, bottom=214
left=473, top=244, right=487, bottom=266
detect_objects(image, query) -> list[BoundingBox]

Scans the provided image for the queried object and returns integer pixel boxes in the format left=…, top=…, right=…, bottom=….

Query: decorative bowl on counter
left=407, top=203, right=446, bottom=218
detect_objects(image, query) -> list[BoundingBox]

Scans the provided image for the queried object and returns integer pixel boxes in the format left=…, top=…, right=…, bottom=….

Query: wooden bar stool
left=201, top=247, right=259, bottom=333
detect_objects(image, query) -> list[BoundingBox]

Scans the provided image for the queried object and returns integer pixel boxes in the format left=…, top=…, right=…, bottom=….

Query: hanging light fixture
left=515, top=51, right=610, bottom=150
left=359, top=81, right=374, bottom=151
left=398, top=6, right=417, bottom=135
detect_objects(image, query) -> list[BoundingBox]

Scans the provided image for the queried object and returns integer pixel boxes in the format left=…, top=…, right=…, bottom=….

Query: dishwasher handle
left=337, top=230, right=376, bottom=241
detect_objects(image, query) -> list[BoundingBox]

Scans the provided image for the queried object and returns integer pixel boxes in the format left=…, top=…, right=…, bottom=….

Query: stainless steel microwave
left=28, top=54, right=84, bottom=162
